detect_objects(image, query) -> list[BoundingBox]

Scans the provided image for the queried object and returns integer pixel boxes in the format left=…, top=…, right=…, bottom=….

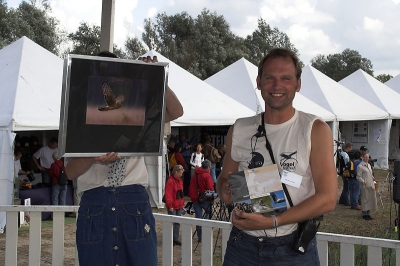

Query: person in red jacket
left=164, top=164, right=185, bottom=246
left=188, top=159, right=214, bottom=243
left=49, top=152, right=68, bottom=207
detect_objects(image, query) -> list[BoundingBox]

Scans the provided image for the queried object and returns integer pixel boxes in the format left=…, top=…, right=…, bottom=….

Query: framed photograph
left=58, top=54, right=168, bottom=157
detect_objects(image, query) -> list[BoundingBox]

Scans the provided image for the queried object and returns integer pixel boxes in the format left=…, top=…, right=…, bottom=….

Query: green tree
left=244, top=18, right=300, bottom=66
left=0, top=0, right=10, bottom=47
left=311, top=48, right=373, bottom=81
left=68, top=22, right=101, bottom=55
left=67, top=21, right=126, bottom=57
left=125, top=36, right=146, bottom=59
left=142, top=18, right=161, bottom=52
left=5, top=0, right=65, bottom=55
left=375, top=74, right=393, bottom=83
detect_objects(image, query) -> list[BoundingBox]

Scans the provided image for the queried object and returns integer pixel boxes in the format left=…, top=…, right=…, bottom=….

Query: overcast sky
left=7, top=0, right=400, bottom=77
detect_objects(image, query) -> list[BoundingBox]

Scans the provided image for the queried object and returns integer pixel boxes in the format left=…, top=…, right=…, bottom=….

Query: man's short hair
left=344, top=143, right=353, bottom=149
left=258, top=48, right=302, bottom=80
left=202, top=159, right=211, bottom=169
left=50, top=137, right=58, bottom=144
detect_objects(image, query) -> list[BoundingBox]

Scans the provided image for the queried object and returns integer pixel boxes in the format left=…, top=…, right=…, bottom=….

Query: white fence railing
left=1, top=205, right=400, bottom=266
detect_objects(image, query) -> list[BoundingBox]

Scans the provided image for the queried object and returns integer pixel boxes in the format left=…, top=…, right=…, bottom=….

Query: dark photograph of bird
left=98, top=82, right=125, bottom=111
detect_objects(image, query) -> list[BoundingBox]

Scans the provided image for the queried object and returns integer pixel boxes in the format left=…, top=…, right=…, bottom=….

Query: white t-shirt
left=33, top=146, right=57, bottom=169
left=190, top=152, right=204, bottom=169
left=14, top=159, right=22, bottom=176
left=71, top=157, right=149, bottom=196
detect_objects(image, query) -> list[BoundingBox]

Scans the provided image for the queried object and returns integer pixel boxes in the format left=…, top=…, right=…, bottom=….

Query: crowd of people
left=338, top=143, right=378, bottom=220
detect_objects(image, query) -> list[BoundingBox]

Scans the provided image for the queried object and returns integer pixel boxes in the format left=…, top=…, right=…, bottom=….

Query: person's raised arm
left=216, top=125, right=239, bottom=205
left=139, top=55, right=183, bottom=123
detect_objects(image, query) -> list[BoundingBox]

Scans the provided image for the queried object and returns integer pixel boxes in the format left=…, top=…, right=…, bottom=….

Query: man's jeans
left=348, top=178, right=360, bottom=207
left=51, top=184, right=67, bottom=205
left=338, top=176, right=350, bottom=205
left=223, top=227, right=320, bottom=265
left=210, top=163, right=216, bottom=183
left=193, top=200, right=212, bottom=240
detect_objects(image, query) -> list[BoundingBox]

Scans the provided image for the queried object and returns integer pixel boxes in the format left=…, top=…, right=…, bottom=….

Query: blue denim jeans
left=223, top=227, right=320, bottom=266
left=210, top=163, right=217, bottom=183
left=51, top=184, right=67, bottom=205
left=348, top=178, right=360, bottom=207
left=76, top=185, right=157, bottom=266
left=338, top=176, right=350, bottom=205
left=193, top=200, right=212, bottom=240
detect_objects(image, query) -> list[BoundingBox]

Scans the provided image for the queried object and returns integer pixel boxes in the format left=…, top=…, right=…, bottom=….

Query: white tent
left=385, top=74, right=400, bottom=94
left=141, top=52, right=256, bottom=126
left=300, top=65, right=390, bottom=169
left=205, top=58, right=336, bottom=122
left=0, top=36, right=63, bottom=232
left=340, top=70, right=400, bottom=163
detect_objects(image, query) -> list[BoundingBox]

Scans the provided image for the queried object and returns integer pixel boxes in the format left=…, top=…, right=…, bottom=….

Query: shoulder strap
left=260, top=113, right=294, bottom=207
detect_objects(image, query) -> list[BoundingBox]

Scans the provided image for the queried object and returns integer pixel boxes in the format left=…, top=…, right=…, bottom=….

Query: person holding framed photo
left=66, top=53, right=183, bottom=266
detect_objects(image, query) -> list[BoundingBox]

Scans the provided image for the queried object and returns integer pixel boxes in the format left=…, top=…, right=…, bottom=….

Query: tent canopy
left=339, top=69, right=400, bottom=119
left=140, top=51, right=256, bottom=126
left=205, top=58, right=336, bottom=121
left=0, top=36, right=63, bottom=131
left=300, top=65, right=389, bottom=121
left=385, top=74, right=400, bottom=94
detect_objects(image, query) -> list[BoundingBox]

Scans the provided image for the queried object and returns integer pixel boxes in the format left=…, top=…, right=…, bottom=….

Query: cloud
left=146, top=7, right=158, bottom=18
left=363, top=17, right=384, bottom=31
left=392, top=0, right=400, bottom=4
left=286, top=24, right=341, bottom=64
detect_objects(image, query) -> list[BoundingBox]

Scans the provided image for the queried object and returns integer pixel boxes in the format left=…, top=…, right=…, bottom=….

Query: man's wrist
left=271, top=215, right=278, bottom=228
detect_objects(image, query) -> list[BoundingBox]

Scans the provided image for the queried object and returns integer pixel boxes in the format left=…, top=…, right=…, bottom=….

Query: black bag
left=26, top=173, right=35, bottom=182
left=198, top=193, right=207, bottom=203
left=57, top=163, right=68, bottom=186
left=162, top=194, right=166, bottom=203
left=291, top=219, right=320, bottom=254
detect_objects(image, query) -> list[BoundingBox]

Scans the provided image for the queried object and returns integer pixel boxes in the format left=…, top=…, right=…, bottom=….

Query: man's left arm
left=233, top=120, right=337, bottom=230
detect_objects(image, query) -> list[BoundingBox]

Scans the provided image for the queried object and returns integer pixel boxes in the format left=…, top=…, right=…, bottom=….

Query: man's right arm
left=216, top=125, right=239, bottom=205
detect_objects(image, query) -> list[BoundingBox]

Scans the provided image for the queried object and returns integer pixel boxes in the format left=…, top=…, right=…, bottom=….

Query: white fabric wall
left=340, top=119, right=389, bottom=169
left=0, top=129, right=16, bottom=233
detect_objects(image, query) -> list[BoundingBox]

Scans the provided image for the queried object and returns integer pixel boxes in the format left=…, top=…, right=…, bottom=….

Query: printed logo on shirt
left=248, top=152, right=264, bottom=169
left=280, top=151, right=298, bottom=172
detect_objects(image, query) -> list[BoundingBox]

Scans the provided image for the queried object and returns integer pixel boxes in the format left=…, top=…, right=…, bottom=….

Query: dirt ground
left=0, top=169, right=397, bottom=265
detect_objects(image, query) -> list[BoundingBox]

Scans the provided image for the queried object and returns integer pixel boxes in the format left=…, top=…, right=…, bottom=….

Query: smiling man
left=216, top=48, right=337, bottom=265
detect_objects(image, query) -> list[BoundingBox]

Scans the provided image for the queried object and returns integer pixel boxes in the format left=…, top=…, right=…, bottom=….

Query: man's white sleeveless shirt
left=231, top=109, right=322, bottom=237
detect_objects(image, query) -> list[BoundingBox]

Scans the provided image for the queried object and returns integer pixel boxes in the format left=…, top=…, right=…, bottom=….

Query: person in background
left=164, top=164, right=185, bottom=246
left=49, top=152, right=67, bottom=207
left=202, top=134, right=218, bottom=184
left=14, top=149, right=31, bottom=176
left=190, top=143, right=204, bottom=177
left=179, top=134, right=191, bottom=168
left=356, top=153, right=378, bottom=220
left=349, top=150, right=362, bottom=210
left=169, top=143, right=186, bottom=170
left=66, top=54, right=183, bottom=266
left=188, top=159, right=214, bottom=243
left=32, top=137, right=58, bottom=187
left=338, top=142, right=353, bottom=206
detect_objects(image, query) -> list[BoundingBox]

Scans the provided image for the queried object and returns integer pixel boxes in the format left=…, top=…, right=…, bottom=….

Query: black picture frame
left=58, top=54, right=168, bottom=157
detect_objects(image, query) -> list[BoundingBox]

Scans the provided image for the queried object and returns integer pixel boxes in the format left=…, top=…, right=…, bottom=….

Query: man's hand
left=93, top=152, right=120, bottom=164
left=232, top=210, right=272, bottom=231
left=220, top=180, right=233, bottom=205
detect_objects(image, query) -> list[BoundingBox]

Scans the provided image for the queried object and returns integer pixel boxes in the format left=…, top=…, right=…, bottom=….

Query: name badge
left=281, top=170, right=303, bottom=188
